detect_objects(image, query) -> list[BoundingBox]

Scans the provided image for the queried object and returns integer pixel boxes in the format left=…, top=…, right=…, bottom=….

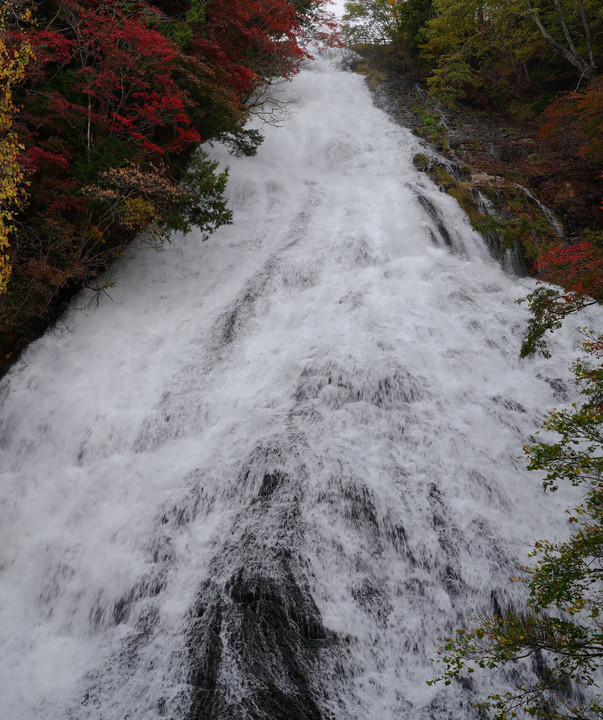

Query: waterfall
left=1, top=53, right=600, bottom=720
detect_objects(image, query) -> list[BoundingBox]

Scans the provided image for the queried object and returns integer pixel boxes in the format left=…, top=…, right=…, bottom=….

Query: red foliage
left=25, top=29, right=75, bottom=79
left=21, top=146, right=70, bottom=172
left=20, top=1, right=200, bottom=159
left=1, top=0, right=329, bottom=354
left=537, top=239, right=603, bottom=301
left=76, top=3, right=198, bottom=153
left=18, top=0, right=331, bottom=164
left=193, top=0, right=309, bottom=116
left=306, top=1, right=345, bottom=49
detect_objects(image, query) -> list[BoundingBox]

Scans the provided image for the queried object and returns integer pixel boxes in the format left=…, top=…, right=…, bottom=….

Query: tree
left=84, top=151, right=231, bottom=243
left=422, top=0, right=546, bottom=105
left=517, top=234, right=603, bottom=359
left=1, top=0, right=218, bottom=321
left=516, top=78, right=602, bottom=361
left=0, top=4, right=30, bottom=293
left=541, top=83, right=603, bottom=166
left=25, top=0, right=202, bottom=165
left=395, top=0, right=433, bottom=57
left=523, top=0, right=599, bottom=84
left=429, top=332, right=603, bottom=719
left=422, top=0, right=601, bottom=106
left=343, top=0, right=398, bottom=44
left=0, top=0, right=330, bottom=361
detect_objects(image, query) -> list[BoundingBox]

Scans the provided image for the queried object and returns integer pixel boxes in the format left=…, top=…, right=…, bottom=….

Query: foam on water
left=0, top=53, right=600, bottom=719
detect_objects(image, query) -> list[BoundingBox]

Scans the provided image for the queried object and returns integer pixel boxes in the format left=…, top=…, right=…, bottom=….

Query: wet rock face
left=186, top=459, right=330, bottom=720
left=188, top=567, right=329, bottom=720
left=367, top=69, right=602, bottom=245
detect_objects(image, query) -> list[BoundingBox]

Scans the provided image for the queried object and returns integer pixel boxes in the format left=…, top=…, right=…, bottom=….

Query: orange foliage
left=541, top=84, right=603, bottom=165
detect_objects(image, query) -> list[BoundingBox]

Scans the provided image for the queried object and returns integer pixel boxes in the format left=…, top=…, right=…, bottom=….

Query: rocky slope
left=352, top=54, right=602, bottom=275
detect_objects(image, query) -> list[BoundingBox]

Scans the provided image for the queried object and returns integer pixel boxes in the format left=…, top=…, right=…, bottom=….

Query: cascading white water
left=1, top=53, right=601, bottom=720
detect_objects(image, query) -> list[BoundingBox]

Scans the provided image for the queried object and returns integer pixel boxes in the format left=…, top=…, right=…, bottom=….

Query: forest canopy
left=344, top=0, right=601, bottom=99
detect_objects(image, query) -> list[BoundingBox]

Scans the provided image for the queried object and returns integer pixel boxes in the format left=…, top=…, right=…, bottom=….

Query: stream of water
left=1, top=53, right=600, bottom=720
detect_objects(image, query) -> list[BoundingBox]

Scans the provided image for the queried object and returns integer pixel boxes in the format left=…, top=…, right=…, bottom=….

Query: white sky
left=328, top=0, right=346, bottom=18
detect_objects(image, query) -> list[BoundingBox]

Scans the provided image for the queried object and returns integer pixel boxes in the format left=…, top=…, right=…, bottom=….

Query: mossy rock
left=427, top=163, right=457, bottom=190
left=481, top=185, right=500, bottom=204
left=504, top=170, right=525, bottom=184
left=447, top=183, right=477, bottom=217
left=413, top=153, right=430, bottom=171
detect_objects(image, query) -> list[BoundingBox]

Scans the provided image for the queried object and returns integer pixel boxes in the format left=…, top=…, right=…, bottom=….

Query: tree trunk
left=550, top=0, right=579, bottom=59
left=524, top=0, right=597, bottom=83
left=576, top=0, right=596, bottom=72
left=87, top=92, right=92, bottom=155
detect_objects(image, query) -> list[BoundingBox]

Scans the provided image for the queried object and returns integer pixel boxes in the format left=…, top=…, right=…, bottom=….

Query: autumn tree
left=421, top=0, right=601, bottom=106
left=518, top=234, right=603, bottom=358
left=0, top=4, right=30, bottom=294
left=542, top=83, right=603, bottom=169
left=430, top=331, right=603, bottom=719
left=0, top=0, right=222, bottom=334
left=0, top=0, right=329, bottom=363
left=422, top=0, right=546, bottom=105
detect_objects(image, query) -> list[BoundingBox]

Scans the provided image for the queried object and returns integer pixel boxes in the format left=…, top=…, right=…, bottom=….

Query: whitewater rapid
left=0, top=53, right=600, bottom=719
